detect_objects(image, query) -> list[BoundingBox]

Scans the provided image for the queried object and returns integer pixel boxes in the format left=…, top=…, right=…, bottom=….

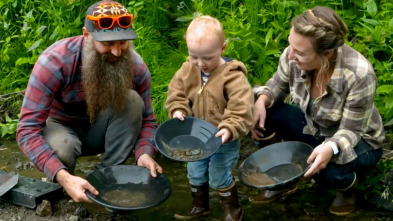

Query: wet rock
left=22, top=162, right=30, bottom=170
left=36, top=200, right=52, bottom=216
left=68, top=215, right=79, bottom=221
left=303, top=205, right=325, bottom=216
left=14, top=162, right=22, bottom=170
left=0, top=202, right=5, bottom=210
left=74, top=205, right=89, bottom=218
left=82, top=169, right=94, bottom=176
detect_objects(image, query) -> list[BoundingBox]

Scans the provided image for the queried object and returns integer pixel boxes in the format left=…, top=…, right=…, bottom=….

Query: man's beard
left=82, top=37, right=134, bottom=123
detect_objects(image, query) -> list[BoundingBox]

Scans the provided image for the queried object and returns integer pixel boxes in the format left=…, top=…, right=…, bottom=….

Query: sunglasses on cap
left=86, top=14, right=134, bottom=30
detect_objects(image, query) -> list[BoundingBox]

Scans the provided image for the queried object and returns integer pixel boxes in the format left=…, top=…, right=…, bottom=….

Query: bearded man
left=16, top=0, right=162, bottom=203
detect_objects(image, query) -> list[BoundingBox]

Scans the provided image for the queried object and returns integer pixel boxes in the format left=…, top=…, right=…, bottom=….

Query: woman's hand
left=172, top=110, right=185, bottom=121
left=304, top=142, right=334, bottom=177
left=56, top=169, right=98, bottom=203
left=251, top=94, right=269, bottom=140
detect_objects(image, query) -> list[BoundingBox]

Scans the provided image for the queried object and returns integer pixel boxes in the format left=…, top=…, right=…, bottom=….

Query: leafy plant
left=0, top=113, right=18, bottom=140
left=1, top=0, right=393, bottom=138
left=360, top=157, right=393, bottom=201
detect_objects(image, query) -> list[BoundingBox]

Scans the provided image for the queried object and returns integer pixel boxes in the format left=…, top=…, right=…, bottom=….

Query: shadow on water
left=1, top=139, right=393, bottom=220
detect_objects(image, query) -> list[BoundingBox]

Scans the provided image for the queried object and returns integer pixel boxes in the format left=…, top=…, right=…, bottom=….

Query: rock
left=22, top=162, right=30, bottom=170
left=74, top=206, right=89, bottom=218
left=14, top=162, right=22, bottom=170
left=36, top=200, right=52, bottom=216
left=68, top=215, right=79, bottom=221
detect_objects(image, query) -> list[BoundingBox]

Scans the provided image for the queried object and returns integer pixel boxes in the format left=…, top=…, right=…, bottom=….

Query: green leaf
left=265, top=29, right=273, bottom=47
left=364, top=0, right=377, bottom=17
left=28, top=39, right=43, bottom=52
left=3, top=54, right=10, bottom=63
left=0, top=124, right=8, bottom=137
left=389, top=18, right=393, bottom=29
left=23, top=9, right=35, bottom=23
left=360, top=18, right=379, bottom=26
left=384, top=118, right=393, bottom=127
left=134, top=1, right=144, bottom=7
left=38, top=26, right=47, bottom=34
left=386, top=98, right=393, bottom=109
left=176, top=16, right=194, bottom=22
left=3, top=21, right=9, bottom=29
left=5, top=114, right=11, bottom=122
left=250, top=40, right=263, bottom=52
left=377, top=85, right=393, bottom=94
left=265, top=49, right=281, bottom=56
left=15, top=57, right=31, bottom=66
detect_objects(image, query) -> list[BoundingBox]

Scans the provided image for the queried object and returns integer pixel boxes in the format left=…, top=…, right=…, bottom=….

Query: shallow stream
left=1, top=139, right=392, bottom=220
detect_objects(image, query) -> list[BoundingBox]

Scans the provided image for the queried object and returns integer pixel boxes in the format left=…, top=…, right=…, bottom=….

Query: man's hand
left=137, top=154, right=163, bottom=178
left=55, top=169, right=98, bottom=203
left=304, top=143, right=334, bottom=177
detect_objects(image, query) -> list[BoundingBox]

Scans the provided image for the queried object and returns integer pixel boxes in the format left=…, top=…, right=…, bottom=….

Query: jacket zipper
left=197, top=85, right=205, bottom=94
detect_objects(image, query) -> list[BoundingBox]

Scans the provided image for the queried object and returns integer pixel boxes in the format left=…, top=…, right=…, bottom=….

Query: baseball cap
left=85, top=0, right=137, bottom=41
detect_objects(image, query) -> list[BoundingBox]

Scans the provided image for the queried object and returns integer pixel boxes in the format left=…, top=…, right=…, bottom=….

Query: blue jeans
left=187, top=140, right=240, bottom=189
left=265, top=102, right=383, bottom=189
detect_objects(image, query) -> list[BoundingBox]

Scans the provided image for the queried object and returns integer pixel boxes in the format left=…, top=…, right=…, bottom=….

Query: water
left=243, top=171, right=277, bottom=186
left=101, top=187, right=148, bottom=207
left=266, top=163, right=303, bottom=181
left=1, top=140, right=393, bottom=220
left=242, top=163, right=304, bottom=188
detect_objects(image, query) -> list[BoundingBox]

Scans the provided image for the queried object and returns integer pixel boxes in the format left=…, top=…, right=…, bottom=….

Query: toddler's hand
left=173, top=110, right=185, bottom=121
left=216, top=128, right=230, bottom=144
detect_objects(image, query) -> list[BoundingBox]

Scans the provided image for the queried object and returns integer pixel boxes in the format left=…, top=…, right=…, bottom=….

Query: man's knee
left=126, top=90, right=144, bottom=113
left=44, top=130, right=81, bottom=171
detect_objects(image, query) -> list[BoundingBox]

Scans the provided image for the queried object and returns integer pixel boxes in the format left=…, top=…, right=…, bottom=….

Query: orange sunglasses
left=86, top=14, right=134, bottom=29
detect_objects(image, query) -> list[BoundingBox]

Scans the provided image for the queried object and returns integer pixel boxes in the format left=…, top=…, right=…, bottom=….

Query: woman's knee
left=314, top=163, right=356, bottom=189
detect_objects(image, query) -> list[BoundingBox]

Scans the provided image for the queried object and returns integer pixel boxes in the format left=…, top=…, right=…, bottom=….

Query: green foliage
left=1, top=0, right=392, bottom=129
left=0, top=113, right=18, bottom=140
left=344, top=0, right=393, bottom=127
left=0, top=0, right=87, bottom=94
left=128, top=0, right=190, bottom=123
left=360, top=158, right=393, bottom=200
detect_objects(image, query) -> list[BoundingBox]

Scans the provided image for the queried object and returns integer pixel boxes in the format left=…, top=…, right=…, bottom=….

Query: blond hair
left=292, top=6, right=348, bottom=90
left=186, top=15, right=225, bottom=45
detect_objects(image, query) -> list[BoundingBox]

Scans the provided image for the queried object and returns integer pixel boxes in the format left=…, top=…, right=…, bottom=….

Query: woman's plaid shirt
left=255, top=44, right=385, bottom=164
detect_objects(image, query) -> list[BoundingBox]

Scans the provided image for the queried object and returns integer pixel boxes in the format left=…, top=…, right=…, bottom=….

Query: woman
left=251, top=6, right=384, bottom=215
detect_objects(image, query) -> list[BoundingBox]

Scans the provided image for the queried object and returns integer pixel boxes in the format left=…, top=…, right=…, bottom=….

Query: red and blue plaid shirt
left=16, top=36, right=158, bottom=181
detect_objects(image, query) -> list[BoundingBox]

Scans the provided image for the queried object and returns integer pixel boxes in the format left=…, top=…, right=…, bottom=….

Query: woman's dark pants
left=265, top=102, right=383, bottom=189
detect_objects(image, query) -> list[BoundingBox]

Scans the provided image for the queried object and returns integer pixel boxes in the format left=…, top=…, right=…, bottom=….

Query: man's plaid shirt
left=17, top=36, right=158, bottom=181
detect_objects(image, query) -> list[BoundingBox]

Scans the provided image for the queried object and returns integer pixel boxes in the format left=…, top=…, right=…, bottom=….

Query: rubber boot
left=218, top=182, right=243, bottom=221
left=248, top=184, right=297, bottom=204
left=329, top=173, right=358, bottom=216
left=174, top=184, right=210, bottom=219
